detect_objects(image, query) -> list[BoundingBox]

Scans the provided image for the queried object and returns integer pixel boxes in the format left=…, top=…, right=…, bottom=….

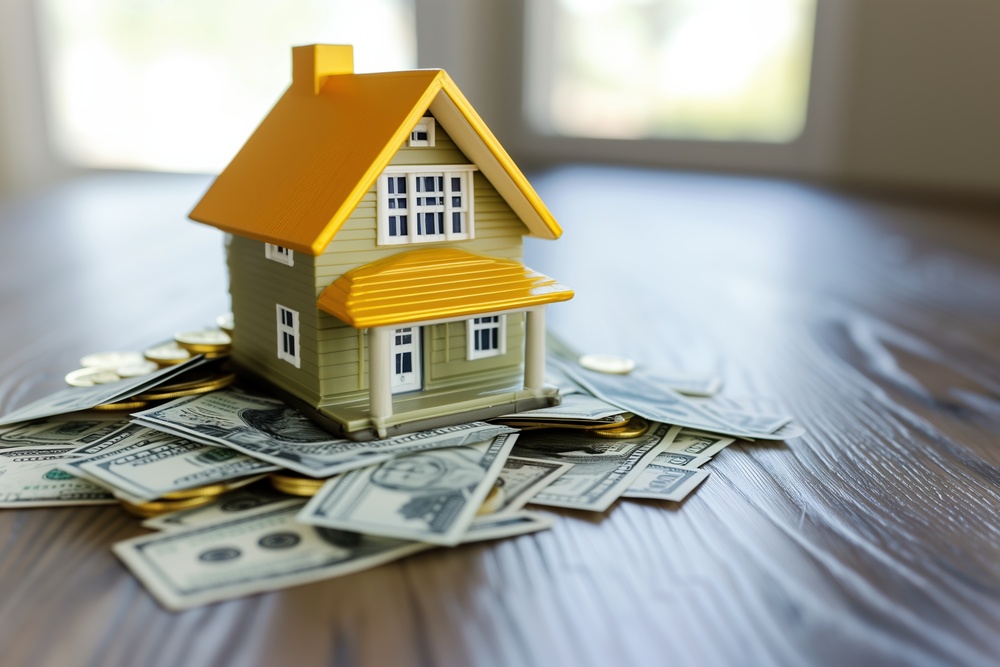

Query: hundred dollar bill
left=500, top=393, right=625, bottom=422
left=298, top=433, right=517, bottom=546
left=113, top=501, right=430, bottom=611
left=463, top=510, right=555, bottom=543
left=650, top=450, right=711, bottom=468
left=510, top=423, right=681, bottom=512
left=489, top=456, right=573, bottom=514
left=0, top=355, right=214, bottom=426
left=69, top=427, right=278, bottom=503
left=0, top=446, right=116, bottom=507
left=649, top=371, right=721, bottom=397
left=133, top=390, right=516, bottom=478
left=665, top=429, right=735, bottom=458
left=624, top=464, right=710, bottom=501
left=548, top=356, right=797, bottom=440
left=0, top=416, right=128, bottom=448
left=143, top=487, right=300, bottom=531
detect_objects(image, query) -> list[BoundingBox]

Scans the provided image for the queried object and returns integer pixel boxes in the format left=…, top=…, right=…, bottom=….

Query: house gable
left=189, top=47, right=561, bottom=255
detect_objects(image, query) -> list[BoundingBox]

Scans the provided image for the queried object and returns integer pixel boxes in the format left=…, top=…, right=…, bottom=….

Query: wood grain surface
left=0, top=168, right=998, bottom=667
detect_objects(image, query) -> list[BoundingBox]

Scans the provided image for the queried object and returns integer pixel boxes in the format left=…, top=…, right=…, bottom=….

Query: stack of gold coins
left=592, top=416, right=650, bottom=439
left=118, top=479, right=253, bottom=517
left=132, top=368, right=237, bottom=402
left=174, top=329, right=232, bottom=359
left=120, top=494, right=220, bottom=518
left=270, top=471, right=327, bottom=497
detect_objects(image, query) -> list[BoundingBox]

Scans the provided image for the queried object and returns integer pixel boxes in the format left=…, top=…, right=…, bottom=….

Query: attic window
left=408, top=118, right=435, bottom=147
left=265, top=243, right=294, bottom=266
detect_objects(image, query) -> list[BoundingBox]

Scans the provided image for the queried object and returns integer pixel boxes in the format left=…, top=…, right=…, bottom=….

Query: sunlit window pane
left=39, top=0, right=415, bottom=172
left=530, top=0, right=816, bottom=142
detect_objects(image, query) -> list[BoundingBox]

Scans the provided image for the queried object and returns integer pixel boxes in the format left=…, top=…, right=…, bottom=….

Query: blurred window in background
left=38, top=0, right=415, bottom=173
left=528, top=0, right=817, bottom=143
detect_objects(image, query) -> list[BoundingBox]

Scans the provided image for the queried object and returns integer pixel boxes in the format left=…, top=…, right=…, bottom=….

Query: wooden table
left=1, top=168, right=998, bottom=666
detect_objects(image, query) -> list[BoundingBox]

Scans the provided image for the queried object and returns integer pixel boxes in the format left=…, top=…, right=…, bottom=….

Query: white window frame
left=265, top=243, right=294, bottom=266
left=407, top=117, right=436, bottom=147
left=467, top=314, right=506, bottom=360
left=377, top=164, right=477, bottom=245
left=276, top=304, right=301, bottom=368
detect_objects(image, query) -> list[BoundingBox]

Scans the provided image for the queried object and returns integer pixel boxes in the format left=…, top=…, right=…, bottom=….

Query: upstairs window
left=265, top=243, right=294, bottom=266
left=408, top=117, right=436, bottom=147
left=377, top=165, right=476, bottom=245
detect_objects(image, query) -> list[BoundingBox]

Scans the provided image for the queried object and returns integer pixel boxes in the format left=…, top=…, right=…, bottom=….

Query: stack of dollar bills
left=0, top=342, right=801, bottom=611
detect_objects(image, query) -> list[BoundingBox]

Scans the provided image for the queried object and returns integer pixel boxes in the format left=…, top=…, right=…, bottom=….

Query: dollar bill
left=0, top=355, right=214, bottom=426
left=0, top=446, right=116, bottom=507
left=143, top=488, right=303, bottom=531
left=298, top=433, right=518, bottom=546
left=0, top=416, right=128, bottom=448
left=665, top=429, right=735, bottom=458
left=648, top=371, right=722, bottom=397
left=500, top=393, right=625, bottom=422
left=489, top=456, right=573, bottom=514
left=133, top=390, right=517, bottom=478
left=548, top=357, right=797, bottom=440
left=650, top=451, right=712, bottom=468
left=69, top=427, right=278, bottom=503
left=624, top=464, right=710, bottom=501
left=509, top=423, right=681, bottom=512
left=113, top=501, right=430, bottom=611
left=463, top=511, right=555, bottom=543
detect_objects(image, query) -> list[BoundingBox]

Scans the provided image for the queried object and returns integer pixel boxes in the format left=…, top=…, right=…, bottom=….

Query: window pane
left=532, top=0, right=816, bottom=142
left=40, top=0, right=416, bottom=171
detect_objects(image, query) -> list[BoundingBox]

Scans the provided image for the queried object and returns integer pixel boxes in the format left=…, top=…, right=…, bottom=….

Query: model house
left=189, top=44, right=573, bottom=440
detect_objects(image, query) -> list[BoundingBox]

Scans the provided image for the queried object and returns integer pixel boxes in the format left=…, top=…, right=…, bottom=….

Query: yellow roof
left=190, top=45, right=562, bottom=255
left=317, top=249, right=574, bottom=328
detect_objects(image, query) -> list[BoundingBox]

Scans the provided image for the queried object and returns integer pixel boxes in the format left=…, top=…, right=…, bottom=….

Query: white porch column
left=524, top=307, right=546, bottom=391
left=369, top=326, right=392, bottom=428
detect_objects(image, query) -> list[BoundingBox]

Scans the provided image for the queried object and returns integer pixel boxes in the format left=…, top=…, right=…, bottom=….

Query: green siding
left=229, top=113, right=531, bottom=415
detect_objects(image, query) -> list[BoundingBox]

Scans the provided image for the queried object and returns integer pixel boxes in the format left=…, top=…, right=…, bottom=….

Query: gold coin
left=216, top=312, right=235, bottom=335
left=65, top=367, right=122, bottom=387
left=80, top=351, right=144, bottom=369
left=175, top=329, right=232, bottom=354
left=120, top=494, right=218, bottom=518
left=144, top=341, right=192, bottom=367
left=496, top=420, right=626, bottom=431
left=133, top=373, right=236, bottom=401
left=592, top=416, right=650, bottom=439
left=476, top=480, right=506, bottom=515
left=92, top=400, right=151, bottom=411
left=161, top=482, right=232, bottom=500
left=270, top=472, right=326, bottom=497
left=578, top=354, right=636, bottom=375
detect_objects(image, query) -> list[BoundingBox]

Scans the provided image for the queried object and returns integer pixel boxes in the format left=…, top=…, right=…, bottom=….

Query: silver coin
left=80, top=351, right=144, bottom=369
left=578, top=354, right=636, bottom=375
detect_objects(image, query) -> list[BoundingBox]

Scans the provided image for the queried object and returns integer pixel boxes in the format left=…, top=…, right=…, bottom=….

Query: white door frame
left=390, top=326, right=422, bottom=394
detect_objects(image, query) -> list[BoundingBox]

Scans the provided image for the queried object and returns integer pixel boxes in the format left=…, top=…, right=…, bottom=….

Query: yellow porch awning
left=317, top=248, right=574, bottom=328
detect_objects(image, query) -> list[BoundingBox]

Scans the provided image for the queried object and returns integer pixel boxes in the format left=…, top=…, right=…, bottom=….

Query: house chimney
left=292, top=44, right=354, bottom=95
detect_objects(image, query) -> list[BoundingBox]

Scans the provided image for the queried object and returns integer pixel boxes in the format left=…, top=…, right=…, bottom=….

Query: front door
left=391, top=326, right=422, bottom=393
